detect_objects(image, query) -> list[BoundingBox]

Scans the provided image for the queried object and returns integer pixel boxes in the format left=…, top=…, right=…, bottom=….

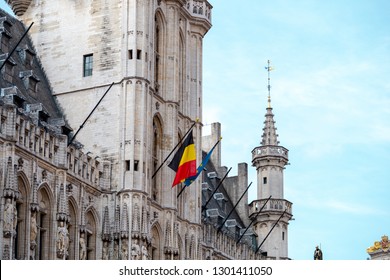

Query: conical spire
left=102, top=206, right=111, bottom=241
left=121, top=203, right=129, bottom=238
left=80, top=197, right=86, bottom=233
left=261, top=60, right=279, bottom=146
left=31, top=173, right=39, bottom=211
left=57, top=183, right=68, bottom=222
left=114, top=204, right=120, bottom=240
left=261, top=108, right=279, bottom=146
left=4, top=157, right=17, bottom=198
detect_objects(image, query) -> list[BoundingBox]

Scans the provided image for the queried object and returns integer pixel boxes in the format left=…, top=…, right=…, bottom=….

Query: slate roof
left=200, top=151, right=256, bottom=247
left=0, top=8, right=70, bottom=133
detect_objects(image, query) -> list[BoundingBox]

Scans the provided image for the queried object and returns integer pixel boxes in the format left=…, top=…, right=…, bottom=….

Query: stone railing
left=252, top=145, right=288, bottom=161
left=185, top=0, right=212, bottom=22
left=249, top=198, right=292, bottom=217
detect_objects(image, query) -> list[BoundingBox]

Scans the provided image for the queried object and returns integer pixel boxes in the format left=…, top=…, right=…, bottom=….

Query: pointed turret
left=250, top=61, right=293, bottom=260
left=56, top=183, right=68, bottom=222
left=261, top=107, right=280, bottom=146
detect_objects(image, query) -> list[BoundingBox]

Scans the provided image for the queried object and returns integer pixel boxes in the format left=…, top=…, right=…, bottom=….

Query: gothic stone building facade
left=1, top=0, right=293, bottom=260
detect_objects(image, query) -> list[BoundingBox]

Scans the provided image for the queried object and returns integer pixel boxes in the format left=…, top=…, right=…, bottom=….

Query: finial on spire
left=264, top=60, right=274, bottom=108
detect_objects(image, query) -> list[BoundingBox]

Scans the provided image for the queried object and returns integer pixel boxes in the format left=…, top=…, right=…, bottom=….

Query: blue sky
left=202, top=0, right=390, bottom=260
left=1, top=0, right=389, bottom=260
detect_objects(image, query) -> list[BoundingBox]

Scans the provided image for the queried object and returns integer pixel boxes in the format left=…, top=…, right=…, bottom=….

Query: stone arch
left=85, top=207, right=99, bottom=260
left=36, top=183, right=54, bottom=260
left=15, top=172, right=30, bottom=259
left=150, top=223, right=162, bottom=260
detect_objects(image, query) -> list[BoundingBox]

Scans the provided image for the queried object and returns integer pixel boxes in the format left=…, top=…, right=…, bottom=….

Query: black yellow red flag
left=168, top=130, right=196, bottom=187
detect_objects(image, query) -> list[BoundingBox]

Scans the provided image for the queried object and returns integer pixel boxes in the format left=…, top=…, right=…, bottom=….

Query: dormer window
left=0, top=34, right=10, bottom=53
left=0, top=54, right=16, bottom=83
left=29, top=77, right=38, bottom=92
left=3, top=61, right=14, bottom=83
left=19, top=70, right=40, bottom=92
left=0, top=18, right=12, bottom=53
left=25, top=49, right=34, bottom=67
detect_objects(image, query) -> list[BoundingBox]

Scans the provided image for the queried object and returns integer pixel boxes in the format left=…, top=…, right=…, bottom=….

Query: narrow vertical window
left=129, top=50, right=133, bottom=59
left=83, top=54, right=93, bottom=77
left=134, top=160, right=139, bottom=171
left=137, top=49, right=142, bottom=60
left=263, top=177, right=267, bottom=184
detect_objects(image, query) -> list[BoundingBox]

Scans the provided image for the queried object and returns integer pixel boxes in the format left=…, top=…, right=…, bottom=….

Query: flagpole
left=0, top=22, right=34, bottom=72
left=236, top=195, right=272, bottom=244
left=152, top=118, right=198, bottom=179
left=176, top=137, right=222, bottom=198
left=68, top=82, right=115, bottom=146
left=255, top=209, right=287, bottom=254
left=217, top=182, right=252, bottom=233
left=202, top=167, right=232, bottom=212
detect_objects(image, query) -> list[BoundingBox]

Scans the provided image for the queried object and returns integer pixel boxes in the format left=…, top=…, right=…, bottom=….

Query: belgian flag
left=168, top=130, right=197, bottom=187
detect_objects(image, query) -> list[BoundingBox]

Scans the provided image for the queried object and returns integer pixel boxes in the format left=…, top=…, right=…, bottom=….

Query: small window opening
left=129, top=50, right=133, bottom=60
left=83, top=54, right=93, bottom=77
left=125, top=160, right=130, bottom=171
left=263, top=177, right=267, bottom=184
left=134, top=160, right=139, bottom=171
left=137, top=49, right=142, bottom=60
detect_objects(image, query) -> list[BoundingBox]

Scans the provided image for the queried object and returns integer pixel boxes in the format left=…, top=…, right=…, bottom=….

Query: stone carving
left=113, top=241, right=119, bottom=260
left=121, top=239, right=129, bottom=260
left=30, top=211, right=38, bottom=247
left=56, top=221, right=69, bottom=258
left=314, top=246, right=323, bottom=260
left=141, top=245, right=149, bottom=260
left=102, top=241, right=109, bottom=260
left=79, top=232, right=87, bottom=260
left=3, top=198, right=17, bottom=236
left=367, top=235, right=390, bottom=253
left=131, top=239, right=140, bottom=260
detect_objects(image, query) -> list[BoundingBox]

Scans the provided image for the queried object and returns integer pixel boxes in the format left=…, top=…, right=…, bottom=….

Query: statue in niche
left=79, top=233, right=87, bottom=260
left=3, top=198, right=17, bottom=234
left=102, top=241, right=109, bottom=260
left=121, top=239, right=129, bottom=260
left=141, top=245, right=149, bottom=260
left=113, top=241, right=119, bottom=260
left=30, top=211, right=38, bottom=247
left=56, top=221, right=69, bottom=255
left=131, top=239, right=141, bottom=260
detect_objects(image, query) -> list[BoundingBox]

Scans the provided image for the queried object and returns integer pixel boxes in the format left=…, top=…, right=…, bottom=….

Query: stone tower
left=250, top=64, right=293, bottom=259
left=6, top=0, right=212, bottom=259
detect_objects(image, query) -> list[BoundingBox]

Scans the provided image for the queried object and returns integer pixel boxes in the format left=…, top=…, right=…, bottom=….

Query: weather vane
left=264, top=60, right=274, bottom=108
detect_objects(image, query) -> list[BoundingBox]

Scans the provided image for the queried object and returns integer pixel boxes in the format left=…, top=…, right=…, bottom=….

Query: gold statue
left=367, top=235, right=389, bottom=253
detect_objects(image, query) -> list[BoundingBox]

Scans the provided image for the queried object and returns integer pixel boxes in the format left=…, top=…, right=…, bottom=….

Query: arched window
left=36, top=185, right=53, bottom=260
left=68, top=199, right=77, bottom=259
left=85, top=210, right=97, bottom=260
left=150, top=226, right=161, bottom=260
left=179, top=33, right=186, bottom=112
left=154, top=12, right=165, bottom=94
left=152, top=117, right=163, bottom=202
left=15, top=175, right=29, bottom=260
